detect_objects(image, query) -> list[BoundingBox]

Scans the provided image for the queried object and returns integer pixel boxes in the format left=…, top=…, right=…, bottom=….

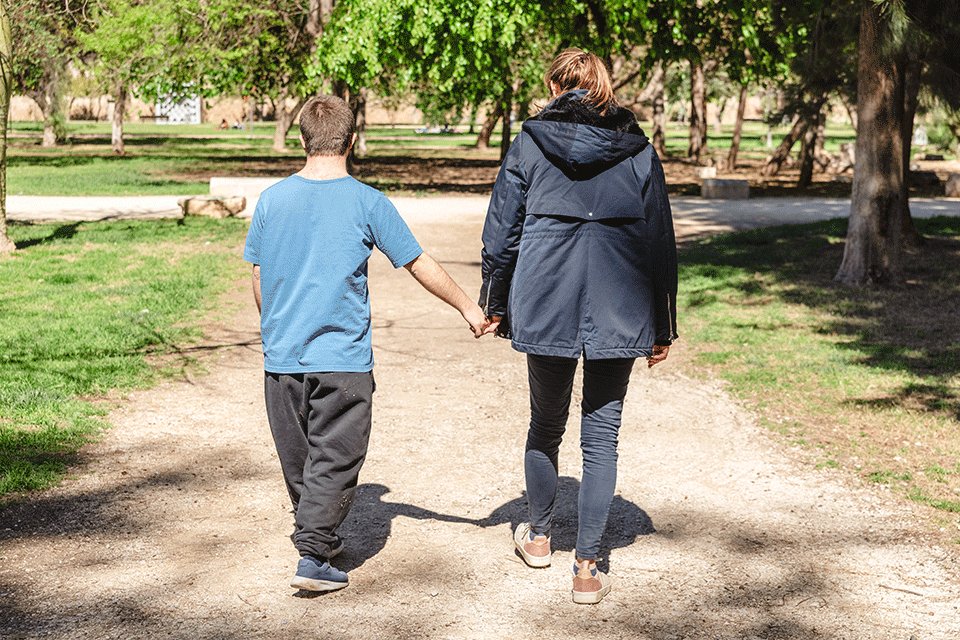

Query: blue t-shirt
left=243, top=175, right=422, bottom=373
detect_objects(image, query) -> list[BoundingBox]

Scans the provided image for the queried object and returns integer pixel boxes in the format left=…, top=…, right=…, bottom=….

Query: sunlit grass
left=0, top=217, right=249, bottom=499
left=678, top=216, right=960, bottom=522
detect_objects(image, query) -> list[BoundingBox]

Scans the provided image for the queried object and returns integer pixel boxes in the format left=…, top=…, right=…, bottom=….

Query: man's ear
left=348, top=132, right=357, bottom=150
left=299, top=134, right=306, bottom=150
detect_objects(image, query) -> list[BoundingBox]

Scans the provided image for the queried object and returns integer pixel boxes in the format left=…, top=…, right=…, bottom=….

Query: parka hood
left=522, top=89, right=649, bottom=180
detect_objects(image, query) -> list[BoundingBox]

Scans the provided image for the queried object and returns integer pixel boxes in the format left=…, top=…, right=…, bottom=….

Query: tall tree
left=835, top=0, right=906, bottom=286
left=1, top=0, right=16, bottom=254
left=76, top=0, right=184, bottom=155
left=646, top=0, right=784, bottom=163
left=7, top=0, right=80, bottom=147
left=196, top=0, right=332, bottom=153
left=836, top=0, right=960, bottom=286
left=312, top=0, right=554, bottom=160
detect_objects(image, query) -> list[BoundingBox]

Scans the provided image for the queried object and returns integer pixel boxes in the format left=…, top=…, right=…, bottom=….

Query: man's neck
left=297, top=154, right=349, bottom=181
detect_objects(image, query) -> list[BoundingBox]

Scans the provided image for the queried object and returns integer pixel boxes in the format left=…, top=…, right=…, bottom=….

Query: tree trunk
left=761, top=116, right=808, bottom=177
left=111, top=83, right=126, bottom=155
left=499, top=90, right=514, bottom=162
left=900, top=56, right=923, bottom=248
left=840, top=92, right=858, bottom=133
left=41, top=75, right=59, bottom=147
left=350, top=88, right=367, bottom=157
left=651, top=64, right=667, bottom=157
left=835, top=0, right=905, bottom=288
left=727, top=84, right=748, bottom=169
left=476, top=102, right=503, bottom=150
left=0, top=2, right=16, bottom=254
left=272, top=83, right=305, bottom=153
left=687, top=58, right=707, bottom=161
left=798, top=110, right=823, bottom=188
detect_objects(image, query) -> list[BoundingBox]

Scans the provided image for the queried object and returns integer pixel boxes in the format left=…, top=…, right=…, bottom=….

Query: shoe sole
left=572, top=584, right=611, bottom=604
left=513, top=525, right=551, bottom=568
left=290, top=576, right=348, bottom=592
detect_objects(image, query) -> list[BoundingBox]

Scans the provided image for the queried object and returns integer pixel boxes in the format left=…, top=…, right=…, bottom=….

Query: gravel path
left=1, top=199, right=959, bottom=639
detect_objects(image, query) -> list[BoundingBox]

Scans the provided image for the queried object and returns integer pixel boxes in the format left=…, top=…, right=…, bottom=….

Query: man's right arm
left=251, top=264, right=262, bottom=314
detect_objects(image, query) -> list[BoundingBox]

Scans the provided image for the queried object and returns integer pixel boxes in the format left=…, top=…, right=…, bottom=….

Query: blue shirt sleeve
left=369, top=196, right=422, bottom=268
left=243, top=199, right=265, bottom=265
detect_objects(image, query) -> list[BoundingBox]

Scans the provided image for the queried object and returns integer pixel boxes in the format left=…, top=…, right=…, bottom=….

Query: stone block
left=696, top=166, right=717, bottom=179
left=701, top=178, right=750, bottom=200
left=178, top=195, right=247, bottom=218
left=909, top=170, right=940, bottom=187
left=946, top=173, right=960, bottom=197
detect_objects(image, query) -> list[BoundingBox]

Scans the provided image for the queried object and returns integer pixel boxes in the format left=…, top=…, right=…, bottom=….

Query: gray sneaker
left=290, top=555, right=348, bottom=592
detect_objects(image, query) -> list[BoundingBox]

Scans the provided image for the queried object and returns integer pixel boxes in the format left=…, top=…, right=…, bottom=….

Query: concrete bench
left=210, top=177, right=283, bottom=198
left=701, top=178, right=750, bottom=200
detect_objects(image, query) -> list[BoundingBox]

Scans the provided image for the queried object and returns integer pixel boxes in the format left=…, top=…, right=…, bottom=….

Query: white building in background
left=154, top=93, right=202, bottom=124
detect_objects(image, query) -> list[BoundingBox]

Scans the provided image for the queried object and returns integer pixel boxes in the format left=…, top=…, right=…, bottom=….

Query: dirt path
left=2, top=205, right=959, bottom=640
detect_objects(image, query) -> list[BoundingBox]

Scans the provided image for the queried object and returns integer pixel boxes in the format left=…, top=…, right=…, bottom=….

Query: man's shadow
left=332, top=483, right=477, bottom=572
left=331, top=477, right=653, bottom=577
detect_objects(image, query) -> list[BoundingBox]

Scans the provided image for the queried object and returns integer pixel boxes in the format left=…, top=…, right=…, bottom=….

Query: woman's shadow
left=333, top=477, right=654, bottom=576
left=476, top=476, right=655, bottom=572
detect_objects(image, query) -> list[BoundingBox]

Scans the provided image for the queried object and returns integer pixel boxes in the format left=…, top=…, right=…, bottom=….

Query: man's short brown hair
left=299, top=95, right=355, bottom=157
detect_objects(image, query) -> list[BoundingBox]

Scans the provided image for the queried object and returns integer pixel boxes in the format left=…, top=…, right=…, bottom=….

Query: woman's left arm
left=479, top=133, right=528, bottom=319
left=644, top=150, right=679, bottom=346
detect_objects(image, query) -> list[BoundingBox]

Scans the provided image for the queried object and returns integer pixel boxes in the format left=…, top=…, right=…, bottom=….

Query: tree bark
left=798, top=110, right=823, bottom=188
left=499, top=88, right=514, bottom=163
left=476, top=102, right=503, bottom=151
left=835, top=0, right=906, bottom=288
left=350, top=88, right=367, bottom=157
left=761, top=116, right=808, bottom=177
left=687, top=58, right=707, bottom=161
left=26, top=70, right=62, bottom=148
left=727, top=84, right=748, bottom=169
left=651, top=64, right=667, bottom=157
left=111, top=83, right=126, bottom=155
left=900, top=56, right=923, bottom=248
left=272, top=82, right=305, bottom=153
left=0, top=2, right=16, bottom=254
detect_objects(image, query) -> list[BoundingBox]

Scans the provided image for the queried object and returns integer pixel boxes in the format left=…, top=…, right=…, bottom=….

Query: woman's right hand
left=484, top=316, right=502, bottom=336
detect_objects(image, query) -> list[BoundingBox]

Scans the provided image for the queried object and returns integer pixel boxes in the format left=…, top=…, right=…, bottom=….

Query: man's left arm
left=404, top=253, right=490, bottom=338
left=251, top=264, right=262, bottom=314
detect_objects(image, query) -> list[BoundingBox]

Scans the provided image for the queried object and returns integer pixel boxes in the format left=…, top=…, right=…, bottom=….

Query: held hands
left=463, top=306, right=497, bottom=338
left=647, top=345, right=669, bottom=368
left=463, top=308, right=500, bottom=338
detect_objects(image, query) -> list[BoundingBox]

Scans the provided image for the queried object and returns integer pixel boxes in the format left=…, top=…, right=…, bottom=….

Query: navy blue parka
left=480, top=89, right=679, bottom=359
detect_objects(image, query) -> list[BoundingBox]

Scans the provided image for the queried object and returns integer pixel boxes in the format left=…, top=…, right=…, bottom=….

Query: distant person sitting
left=217, top=119, right=228, bottom=130
left=232, top=120, right=244, bottom=130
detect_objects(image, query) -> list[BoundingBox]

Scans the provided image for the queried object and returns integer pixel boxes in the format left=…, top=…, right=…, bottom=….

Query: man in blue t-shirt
left=243, top=94, right=488, bottom=593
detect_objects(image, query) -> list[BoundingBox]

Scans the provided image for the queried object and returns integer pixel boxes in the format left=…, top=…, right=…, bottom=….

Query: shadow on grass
left=679, top=215, right=960, bottom=420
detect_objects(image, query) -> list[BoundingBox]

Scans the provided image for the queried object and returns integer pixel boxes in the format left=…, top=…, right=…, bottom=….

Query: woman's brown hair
left=544, top=48, right=616, bottom=113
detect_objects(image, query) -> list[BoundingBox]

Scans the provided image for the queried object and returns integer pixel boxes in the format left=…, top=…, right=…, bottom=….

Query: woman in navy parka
left=480, top=48, right=678, bottom=604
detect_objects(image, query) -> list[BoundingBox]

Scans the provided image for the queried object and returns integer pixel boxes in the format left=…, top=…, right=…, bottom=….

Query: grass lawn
left=0, top=217, right=249, bottom=497
left=679, top=216, right=960, bottom=532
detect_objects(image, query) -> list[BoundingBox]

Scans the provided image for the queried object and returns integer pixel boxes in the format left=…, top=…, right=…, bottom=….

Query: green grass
left=9, top=119, right=911, bottom=197
left=0, top=217, right=249, bottom=499
left=678, top=216, right=960, bottom=523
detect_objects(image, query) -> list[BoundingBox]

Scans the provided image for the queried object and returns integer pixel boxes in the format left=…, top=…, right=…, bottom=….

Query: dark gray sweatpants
left=264, top=371, right=374, bottom=561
